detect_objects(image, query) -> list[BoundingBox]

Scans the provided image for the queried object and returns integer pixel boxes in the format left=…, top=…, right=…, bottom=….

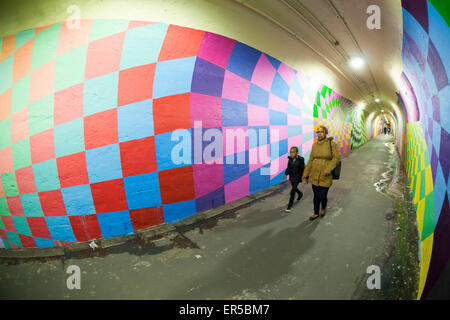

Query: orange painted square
left=13, top=38, right=33, bottom=83
left=0, top=146, right=13, bottom=175
left=158, top=25, right=205, bottom=61
left=129, top=206, right=164, bottom=231
left=0, top=35, right=15, bottom=63
left=30, top=128, right=56, bottom=164
left=153, top=93, right=191, bottom=135
left=54, top=83, right=83, bottom=126
left=118, top=63, right=155, bottom=107
left=29, top=60, right=55, bottom=104
left=119, top=136, right=157, bottom=177
left=0, top=88, right=11, bottom=122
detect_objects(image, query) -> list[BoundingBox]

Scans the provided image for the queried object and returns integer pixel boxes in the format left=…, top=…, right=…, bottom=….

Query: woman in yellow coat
left=302, top=125, right=340, bottom=220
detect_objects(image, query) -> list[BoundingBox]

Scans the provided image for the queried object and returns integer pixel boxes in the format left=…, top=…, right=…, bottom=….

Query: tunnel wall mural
left=0, top=19, right=366, bottom=250
left=401, top=0, right=450, bottom=299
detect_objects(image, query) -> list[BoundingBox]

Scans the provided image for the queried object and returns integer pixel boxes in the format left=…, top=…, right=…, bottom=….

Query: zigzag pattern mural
left=401, top=0, right=450, bottom=299
left=351, top=108, right=368, bottom=149
left=0, top=19, right=361, bottom=249
left=313, top=85, right=353, bottom=155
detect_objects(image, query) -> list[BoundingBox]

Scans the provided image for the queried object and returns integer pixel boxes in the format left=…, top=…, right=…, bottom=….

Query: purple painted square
left=195, top=187, right=225, bottom=212
left=191, top=57, right=225, bottom=97
left=427, top=39, right=449, bottom=92
left=402, top=0, right=429, bottom=33
left=439, top=128, right=450, bottom=182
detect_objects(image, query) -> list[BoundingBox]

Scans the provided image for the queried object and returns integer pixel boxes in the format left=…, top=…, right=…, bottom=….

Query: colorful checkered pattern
left=401, top=0, right=450, bottom=299
left=351, top=108, right=369, bottom=149
left=313, top=85, right=353, bottom=155
left=0, top=20, right=360, bottom=249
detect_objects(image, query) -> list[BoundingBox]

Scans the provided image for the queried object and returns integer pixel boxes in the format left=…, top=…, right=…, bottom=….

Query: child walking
left=282, top=146, right=305, bottom=212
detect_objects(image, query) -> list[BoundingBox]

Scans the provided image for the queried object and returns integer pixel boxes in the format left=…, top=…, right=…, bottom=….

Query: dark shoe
left=285, top=207, right=292, bottom=213
left=309, top=214, right=319, bottom=221
left=297, top=193, right=303, bottom=201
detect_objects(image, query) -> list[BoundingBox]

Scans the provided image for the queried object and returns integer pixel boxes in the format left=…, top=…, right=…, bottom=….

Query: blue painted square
left=226, top=42, right=261, bottom=81
left=86, top=143, right=123, bottom=183
left=34, top=237, right=55, bottom=248
left=287, top=103, right=301, bottom=116
left=250, top=164, right=270, bottom=194
left=155, top=129, right=192, bottom=171
left=123, top=172, right=162, bottom=210
left=153, top=57, right=196, bottom=99
left=118, top=99, right=154, bottom=142
left=54, top=118, right=85, bottom=158
left=5, top=231, right=21, bottom=247
left=195, top=187, right=225, bottom=212
left=224, top=150, right=249, bottom=184
left=264, top=53, right=281, bottom=70
left=45, top=216, right=77, bottom=242
left=291, top=78, right=304, bottom=99
left=248, top=84, right=269, bottom=107
left=269, top=109, right=287, bottom=125
left=20, top=193, right=44, bottom=217
left=33, top=159, right=61, bottom=192
left=270, top=139, right=288, bottom=161
left=288, top=125, right=302, bottom=137
left=83, top=72, right=118, bottom=116
left=271, top=73, right=290, bottom=101
left=191, top=58, right=225, bottom=97
left=97, top=210, right=134, bottom=238
left=120, top=23, right=169, bottom=70
left=221, top=99, right=248, bottom=127
left=248, top=126, right=270, bottom=149
left=61, top=184, right=96, bottom=216
left=163, top=200, right=197, bottom=223
left=270, top=170, right=284, bottom=186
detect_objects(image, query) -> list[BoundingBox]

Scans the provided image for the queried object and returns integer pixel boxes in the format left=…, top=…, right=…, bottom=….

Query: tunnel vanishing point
left=0, top=0, right=449, bottom=300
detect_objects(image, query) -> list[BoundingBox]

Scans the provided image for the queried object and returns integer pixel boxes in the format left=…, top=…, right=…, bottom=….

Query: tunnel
left=0, top=0, right=449, bottom=301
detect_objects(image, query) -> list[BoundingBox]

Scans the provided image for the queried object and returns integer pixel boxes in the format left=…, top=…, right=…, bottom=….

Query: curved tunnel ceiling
left=237, top=0, right=404, bottom=116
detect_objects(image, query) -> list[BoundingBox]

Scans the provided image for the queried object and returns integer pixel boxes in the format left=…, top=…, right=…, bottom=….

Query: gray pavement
left=0, top=134, right=419, bottom=299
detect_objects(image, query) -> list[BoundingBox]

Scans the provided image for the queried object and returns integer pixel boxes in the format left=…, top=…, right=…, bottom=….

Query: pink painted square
left=190, top=93, right=222, bottom=128
left=248, top=104, right=269, bottom=126
left=197, top=32, right=236, bottom=69
left=223, top=126, right=249, bottom=156
left=11, top=107, right=29, bottom=144
left=302, top=138, right=314, bottom=154
left=288, top=89, right=302, bottom=107
left=224, top=174, right=249, bottom=203
left=222, top=71, right=250, bottom=103
left=57, top=20, right=93, bottom=56
left=288, top=114, right=302, bottom=126
left=249, top=145, right=270, bottom=172
left=270, top=155, right=288, bottom=178
left=193, top=163, right=224, bottom=198
left=268, top=93, right=288, bottom=113
left=288, top=135, right=303, bottom=151
left=270, top=125, right=288, bottom=143
left=277, top=62, right=296, bottom=85
left=251, top=54, right=276, bottom=91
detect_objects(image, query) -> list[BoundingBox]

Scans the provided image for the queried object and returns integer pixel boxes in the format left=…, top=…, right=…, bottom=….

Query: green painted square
left=421, top=192, right=435, bottom=241
left=0, top=116, right=11, bottom=150
left=11, top=74, right=30, bottom=113
left=29, top=94, right=54, bottom=136
left=1, top=171, right=19, bottom=197
left=31, top=23, right=61, bottom=71
left=313, top=106, right=318, bottom=118
left=54, top=44, right=87, bottom=92
left=321, top=109, right=327, bottom=120
left=89, top=19, right=129, bottom=42
left=5, top=231, right=21, bottom=247
left=20, top=193, right=44, bottom=217
left=0, top=215, right=4, bottom=229
left=0, top=197, right=10, bottom=216
left=0, top=55, right=13, bottom=95
left=419, top=169, right=426, bottom=200
left=15, top=29, right=35, bottom=50
left=12, top=138, right=32, bottom=170
left=11, top=216, right=32, bottom=236
left=32, top=159, right=60, bottom=192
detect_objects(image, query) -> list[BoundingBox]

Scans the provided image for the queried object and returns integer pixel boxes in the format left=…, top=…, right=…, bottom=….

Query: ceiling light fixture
left=349, top=57, right=365, bottom=69
left=375, top=98, right=380, bottom=102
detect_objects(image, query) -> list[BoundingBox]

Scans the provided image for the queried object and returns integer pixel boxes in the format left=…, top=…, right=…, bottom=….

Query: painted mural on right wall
left=401, top=0, right=450, bottom=299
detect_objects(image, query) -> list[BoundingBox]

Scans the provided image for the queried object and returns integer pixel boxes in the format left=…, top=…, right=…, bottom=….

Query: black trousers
left=288, top=180, right=303, bottom=208
left=312, top=184, right=329, bottom=215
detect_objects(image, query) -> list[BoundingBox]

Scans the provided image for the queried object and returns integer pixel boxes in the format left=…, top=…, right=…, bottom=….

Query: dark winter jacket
left=284, top=155, right=305, bottom=183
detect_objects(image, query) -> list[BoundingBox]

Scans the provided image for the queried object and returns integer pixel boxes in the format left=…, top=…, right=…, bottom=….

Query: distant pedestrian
left=282, top=146, right=305, bottom=213
left=302, top=125, right=340, bottom=220
left=383, top=126, right=387, bottom=135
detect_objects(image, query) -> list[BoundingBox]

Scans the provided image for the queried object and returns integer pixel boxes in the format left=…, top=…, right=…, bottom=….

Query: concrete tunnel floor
left=0, top=134, right=420, bottom=300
